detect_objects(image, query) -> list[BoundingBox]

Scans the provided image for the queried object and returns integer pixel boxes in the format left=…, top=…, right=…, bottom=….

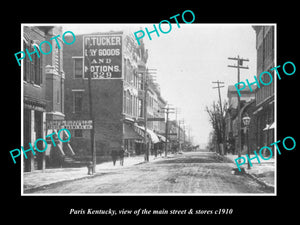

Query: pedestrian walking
left=119, top=146, right=125, bottom=166
left=111, top=150, right=118, bottom=166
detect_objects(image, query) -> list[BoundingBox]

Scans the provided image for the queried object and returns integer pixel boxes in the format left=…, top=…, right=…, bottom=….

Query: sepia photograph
left=21, top=23, right=276, bottom=195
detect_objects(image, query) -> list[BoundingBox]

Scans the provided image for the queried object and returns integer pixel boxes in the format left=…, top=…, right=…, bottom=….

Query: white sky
left=62, top=23, right=258, bottom=146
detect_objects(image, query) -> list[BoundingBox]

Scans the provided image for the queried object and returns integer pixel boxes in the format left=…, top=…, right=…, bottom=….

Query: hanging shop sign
left=47, top=120, right=93, bottom=130
left=147, top=117, right=165, bottom=121
left=83, top=34, right=122, bottom=79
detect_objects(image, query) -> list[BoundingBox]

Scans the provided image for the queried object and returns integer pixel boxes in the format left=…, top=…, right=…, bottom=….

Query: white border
left=21, top=24, right=24, bottom=195
left=21, top=23, right=277, bottom=197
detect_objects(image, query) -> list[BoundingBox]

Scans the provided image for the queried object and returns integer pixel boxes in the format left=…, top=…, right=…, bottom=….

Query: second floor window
left=23, top=40, right=43, bottom=86
left=74, top=58, right=83, bottom=79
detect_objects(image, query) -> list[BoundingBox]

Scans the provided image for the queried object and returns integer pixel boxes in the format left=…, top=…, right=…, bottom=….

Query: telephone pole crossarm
left=228, top=57, right=249, bottom=61
left=228, top=65, right=249, bottom=69
left=213, top=86, right=225, bottom=89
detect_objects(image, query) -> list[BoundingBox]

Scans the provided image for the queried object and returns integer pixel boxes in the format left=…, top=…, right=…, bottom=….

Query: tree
left=205, top=101, right=228, bottom=154
left=207, top=130, right=217, bottom=152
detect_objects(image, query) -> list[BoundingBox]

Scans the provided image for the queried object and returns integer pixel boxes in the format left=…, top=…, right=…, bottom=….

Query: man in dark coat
left=111, top=150, right=118, bottom=166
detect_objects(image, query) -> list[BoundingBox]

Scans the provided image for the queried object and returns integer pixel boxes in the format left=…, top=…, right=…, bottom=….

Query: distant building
left=146, top=76, right=166, bottom=137
left=252, top=26, right=275, bottom=150
left=227, top=85, right=256, bottom=109
left=225, top=85, right=257, bottom=154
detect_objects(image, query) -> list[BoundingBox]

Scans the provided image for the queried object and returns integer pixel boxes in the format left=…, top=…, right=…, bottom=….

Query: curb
left=244, top=173, right=274, bottom=192
left=23, top=172, right=100, bottom=193
left=214, top=153, right=275, bottom=191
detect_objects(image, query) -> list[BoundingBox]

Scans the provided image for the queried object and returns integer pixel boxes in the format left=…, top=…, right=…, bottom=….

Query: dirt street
left=31, top=151, right=273, bottom=194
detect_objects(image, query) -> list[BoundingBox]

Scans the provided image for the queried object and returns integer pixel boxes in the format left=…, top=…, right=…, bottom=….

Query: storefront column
left=41, top=111, right=46, bottom=171
left=29, top=109, right=35, bottom=171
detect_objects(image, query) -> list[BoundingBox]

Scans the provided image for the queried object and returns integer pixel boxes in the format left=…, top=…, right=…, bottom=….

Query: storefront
left=133, top=124, right=160, bottom=155
left=23, top=98, right=46, bottom=172
left=123, top=122, right=143, bottom=155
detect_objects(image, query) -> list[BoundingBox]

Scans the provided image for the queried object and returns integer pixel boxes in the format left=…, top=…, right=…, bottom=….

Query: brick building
left=43, top=26, right=75, bottom=167
left=144, top=75, right=167, bottom=152
left=23, top=26, right=67, bottom=171
left=63, top=31, right=160, bottom=161
left=23, top=26, right=48, bottom=171
left=166, top=120, right=187, bottom=153
left=225, top=85, right=257, bottom=154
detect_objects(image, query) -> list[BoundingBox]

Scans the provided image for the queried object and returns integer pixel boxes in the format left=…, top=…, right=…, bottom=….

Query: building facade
left=252, top=26, right=275, bottom=151
left=63, top=31, right=163, bottom=161
left=225, top=85, right=257, bottom=154
left=145, top=76, right=166, bottom=138
left=23, top=26, right=66, bottom=171
left=43, top=26, right=73, bottom=168
left=225, top=26, right=275, bottom=156
left=23, top=26, right=48, bottom=172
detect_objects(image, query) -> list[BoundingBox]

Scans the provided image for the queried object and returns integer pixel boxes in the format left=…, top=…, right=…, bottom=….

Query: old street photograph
left=22, top=24, right=275, bottom=195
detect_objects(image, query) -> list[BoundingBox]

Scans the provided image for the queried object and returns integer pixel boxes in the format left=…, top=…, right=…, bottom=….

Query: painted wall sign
left=83, top=34, right=122, bottom=79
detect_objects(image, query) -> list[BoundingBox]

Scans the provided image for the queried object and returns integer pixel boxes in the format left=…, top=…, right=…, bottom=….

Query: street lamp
left=242, top=115, right=251, bottom=169
left=242, top=115, right=251, bottom=127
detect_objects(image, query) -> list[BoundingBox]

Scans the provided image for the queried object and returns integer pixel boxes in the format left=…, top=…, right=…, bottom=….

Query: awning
left=124, top=124, right=143, bottom=140
left=147, top=129, right=160, bottom=143
left=269, top=122, right=275, bottom=129
left=253, top=106, right=263, bottom=115
left=135, top=125, right=160, bottom=143
left=263, top=122, right=275, bottom=131
left=45, top=129, right=66, bottom=156
left=157, top=134, right=167, bottom=142
left=263, top=124, right=270, bottom=131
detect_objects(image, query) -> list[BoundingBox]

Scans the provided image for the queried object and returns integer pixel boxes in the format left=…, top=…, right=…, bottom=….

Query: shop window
left=23, top=41, right=43, bottom=86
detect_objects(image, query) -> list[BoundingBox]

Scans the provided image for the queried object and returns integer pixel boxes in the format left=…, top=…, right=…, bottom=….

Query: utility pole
left=143, top=68, right=148, bottom=162
left=86, top=43, right=96, bottom=174
left=143, top=68, right=157, bottom=162
left=188, top=126, right=191, bottom=145
left=175, top=108, right=180, bottom=154
left=178, top=119, right=185, bottom=152
left=212, top=80, right=225, bottom=119
left=178, top=120, right=181, bottom=152
left=178, top=120, right=184, bottom=152
left=212, top=80, right=225, bottom=155
left=183, top=123, right=186, bottom=150
left=162, top=105, right=175, bottom=157
left=228, top=55, right=249, bottom=160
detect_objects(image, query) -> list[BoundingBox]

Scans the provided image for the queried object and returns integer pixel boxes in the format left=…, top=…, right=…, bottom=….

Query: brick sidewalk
left=23, top=155, right=164, bottom=192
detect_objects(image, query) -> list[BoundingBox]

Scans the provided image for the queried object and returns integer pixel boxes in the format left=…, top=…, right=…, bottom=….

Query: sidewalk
left=223, top=153, right=275, bottom=189
left=23, top=154, right=167, bottom=192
